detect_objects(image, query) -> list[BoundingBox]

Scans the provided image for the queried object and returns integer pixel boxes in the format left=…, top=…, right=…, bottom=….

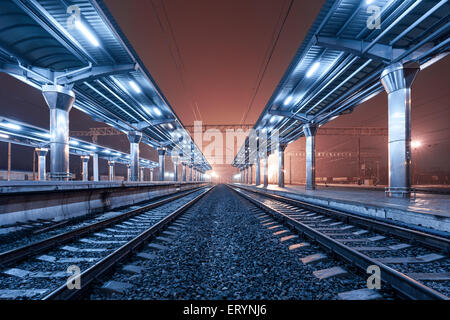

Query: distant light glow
left=306, top=62, right=321, bottom=78
left=129, top=81, right=141, bottom=93
left=0, top=133, right=9, bottom=139
left=1, top=122, right=21, bottom=130
left=411, top=140, right=422, bottom=148
left=284, top=96, right=293, bottom=106
left=75, top=20, right=100, bottom=47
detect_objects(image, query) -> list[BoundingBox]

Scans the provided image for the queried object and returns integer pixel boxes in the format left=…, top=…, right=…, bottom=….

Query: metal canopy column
left=35, top=148, right=48, bottom=181
left=140, top=167, right=144, bottom=181
left=150, top=168, right=154, bottom=182
left=108, top=161, right=115, bottom=181
left=42, top=85, right=75, bottom=181
left=173, top=157, right=179, bottom=182
left=189, top=164, right=193, bottom=181
left=248, top=164, right=253, bottom=185
left=182, top=163, right=187, bottom=182
left=92, top=153, right=99, bottom=181
left=126, top=164, right=131, bottom=181
left=262, top=157, right=268, bottom=187
left=304, top=124, right=318, bottom=190
left=81, top=155, right=89, bottom=181
left=158, top=148, right=166, bottom=181
left=380, top=62, right=420, bottom=198
left=127, top=131, right=142, bottom=182
left=278, top=144, right=287, bottom=188
left=255, top=155, right=261, bottom=186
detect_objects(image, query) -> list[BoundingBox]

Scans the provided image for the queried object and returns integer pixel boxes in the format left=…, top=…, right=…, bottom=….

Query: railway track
left=0, top=186, right=213, bottom=300
left=228, top=185, right=449, bottom=300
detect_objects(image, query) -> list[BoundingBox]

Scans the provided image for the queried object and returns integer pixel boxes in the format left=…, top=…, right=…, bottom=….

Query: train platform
left=0, top=181, right=207, bottom=231
left=236, top=184, right=450, bottom=234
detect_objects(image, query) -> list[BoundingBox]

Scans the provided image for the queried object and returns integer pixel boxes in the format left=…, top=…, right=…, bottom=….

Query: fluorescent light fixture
left=142, top=106, right=152, bottom=115
left=366, top=0, right=374, bottom=4
left=103, top=150, right=111, bottom=154
left=306, top=62, right=321, bottom=78
left=153, top=107, right=162, bottom=116
left=1, top=122, right=21, bottom=130
left=114, top=152, right=121, bottom=156
left=36, top=132, right=51, bottom=138
left=129, top=81, right=141, bottom=93
left=168, top=123, right=174, bottom=129
left=75, top=20, right=100, bottom=47
left=0, top=133, right=9, bottom=139
left=69, top=140, right=79, bottom=146
left=284, top=96, right=293, bottom=106
left=86, top=145, right=97, bottom=150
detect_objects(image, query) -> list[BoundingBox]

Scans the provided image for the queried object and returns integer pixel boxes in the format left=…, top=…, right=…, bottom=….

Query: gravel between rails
left=90, top=185, right=393, bottom=300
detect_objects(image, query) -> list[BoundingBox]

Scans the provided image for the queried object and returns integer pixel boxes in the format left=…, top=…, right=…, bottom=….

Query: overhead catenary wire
left=239, top=0, right=295, bottom=125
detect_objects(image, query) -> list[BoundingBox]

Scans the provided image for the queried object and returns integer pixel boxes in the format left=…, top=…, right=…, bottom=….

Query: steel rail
left=0, top=185, right=208, bottom=267
left=233, top=185, right=450, bottom=253
left=44, top=185, right=214, bottom=300
left=228, top=185, right=449, bottom=300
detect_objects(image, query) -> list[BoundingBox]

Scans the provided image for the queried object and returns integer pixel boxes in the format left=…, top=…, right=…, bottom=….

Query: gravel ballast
left=91, top=185, right=385, bottom=300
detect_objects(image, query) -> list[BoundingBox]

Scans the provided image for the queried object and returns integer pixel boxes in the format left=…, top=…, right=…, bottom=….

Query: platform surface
left=237, top=184, right=450, bottom=233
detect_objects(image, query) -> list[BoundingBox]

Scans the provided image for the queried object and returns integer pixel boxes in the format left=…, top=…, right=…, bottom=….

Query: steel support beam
left=35, top=148, right=48, bottom=181
left=42, top=85, right=75, bottom=181
left=380, top=62, right=420, bottom=198
left=304, top=124, right=318, bottom=190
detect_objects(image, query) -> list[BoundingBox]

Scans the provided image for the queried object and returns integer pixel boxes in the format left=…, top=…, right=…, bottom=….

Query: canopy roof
left=0, top=0, right=211, bottom=172
left=233, top=0, right=449, bottom=167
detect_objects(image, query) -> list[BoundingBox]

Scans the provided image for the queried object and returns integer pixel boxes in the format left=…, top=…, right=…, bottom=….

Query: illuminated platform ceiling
left=0, top=0, right=211, bottom=172
left=233, top=0, right=449, bottom=167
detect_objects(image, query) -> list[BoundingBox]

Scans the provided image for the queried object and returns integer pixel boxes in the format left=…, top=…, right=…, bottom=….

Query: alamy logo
left=67, top=265, right=81, bottom=290
left=367, top=265, right=381, bottom=289
left=367, top=5, right=381, bottom=30
left=66, top=5, right=81, bottom=29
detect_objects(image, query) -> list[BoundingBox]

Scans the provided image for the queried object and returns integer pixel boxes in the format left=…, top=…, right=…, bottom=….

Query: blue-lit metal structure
left=0, top=0, right=211, bottom=181
left=0, top=116, right=158, bottom=181
left=233, top=0, right=449, bottom=197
